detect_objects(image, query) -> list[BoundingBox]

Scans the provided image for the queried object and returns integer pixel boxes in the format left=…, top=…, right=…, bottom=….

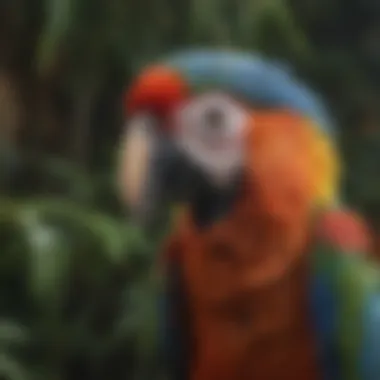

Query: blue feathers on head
left=162, top=49, right=335, bottom=137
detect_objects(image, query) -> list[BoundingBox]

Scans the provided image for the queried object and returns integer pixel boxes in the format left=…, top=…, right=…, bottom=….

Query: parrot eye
left=174, top=93, right=247, bottom=145
left=204, top=107, right=224, bottom=130
left=173, top=93, right=248, bottom=186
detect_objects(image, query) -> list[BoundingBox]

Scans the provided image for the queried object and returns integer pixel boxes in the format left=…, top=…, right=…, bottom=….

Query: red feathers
left=316, top=209, right=370, bottom=253
left=125, top=66, right=188, bottom=126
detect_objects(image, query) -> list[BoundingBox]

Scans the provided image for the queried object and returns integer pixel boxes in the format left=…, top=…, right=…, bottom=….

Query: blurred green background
left=1, top=0, right=380, bottom=379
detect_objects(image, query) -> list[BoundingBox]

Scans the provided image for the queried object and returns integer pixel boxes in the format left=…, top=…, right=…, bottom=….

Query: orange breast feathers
left=166, top=110, right=341, bottom=293
left=244, top=110, right=340, bottom=222
left=161, top=111, right=339, bottom=380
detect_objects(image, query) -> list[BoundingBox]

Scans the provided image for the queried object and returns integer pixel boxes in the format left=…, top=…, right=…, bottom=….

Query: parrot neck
left=180, top=168, right=317, bottom=290
left=189, top=171, right=243, bottom=229
left=187, top=167, right=315, bottom=232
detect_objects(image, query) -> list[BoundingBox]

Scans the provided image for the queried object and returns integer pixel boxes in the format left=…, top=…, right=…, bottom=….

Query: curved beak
left=117, top=114, right=186, bottom=229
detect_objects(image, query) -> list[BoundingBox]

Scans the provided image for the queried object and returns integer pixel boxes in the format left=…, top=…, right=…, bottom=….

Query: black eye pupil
left=205, top=108, right=224, bottom=129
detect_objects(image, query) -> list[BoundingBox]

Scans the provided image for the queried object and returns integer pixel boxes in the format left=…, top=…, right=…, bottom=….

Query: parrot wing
left=310, top=208, right=380, bottom=380
left=159, top=236, right=193, bottom=380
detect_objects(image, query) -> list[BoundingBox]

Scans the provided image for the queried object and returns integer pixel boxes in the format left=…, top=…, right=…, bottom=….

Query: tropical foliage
left=1, top=0, right=380, bottom=379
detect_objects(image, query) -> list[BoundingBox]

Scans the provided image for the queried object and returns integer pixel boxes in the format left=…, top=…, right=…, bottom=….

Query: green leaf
left=0, top=353, right=30, bottom=380
left=18, top=198, right=130, bottom=265
left=36, top=0, right=75, bottom=76
left=0, top=320, right=30, bottom=348
left=22, top=218, right=70, bottom=311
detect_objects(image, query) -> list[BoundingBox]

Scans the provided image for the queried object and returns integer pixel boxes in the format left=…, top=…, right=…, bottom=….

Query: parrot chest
left=178, top=216, right=320, bottom=380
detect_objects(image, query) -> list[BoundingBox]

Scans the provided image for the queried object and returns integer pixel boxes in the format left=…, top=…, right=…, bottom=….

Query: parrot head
left=118, top=50, right=340, bottom=229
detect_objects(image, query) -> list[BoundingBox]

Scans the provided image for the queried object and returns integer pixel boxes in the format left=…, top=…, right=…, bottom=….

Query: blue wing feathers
left=310, top=273, right=342, bottom=380
left=360, top=292, right=380, bottom=380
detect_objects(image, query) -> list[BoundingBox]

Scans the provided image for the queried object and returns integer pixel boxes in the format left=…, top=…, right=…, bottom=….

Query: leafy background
left=1, top=0, right=380, bottom=379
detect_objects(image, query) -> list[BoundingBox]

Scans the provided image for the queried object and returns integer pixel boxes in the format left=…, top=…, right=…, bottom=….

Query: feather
left=311, top=209, right=380, bottom=380
left=159, top=238, right=193, bottom=380
left=310, top=242, right=342, bottom=380
left=162, top=49, right=335, bottom=136
left=336, top=254, right=367, bottom=380
left=361, top=289, right=380, bottom=379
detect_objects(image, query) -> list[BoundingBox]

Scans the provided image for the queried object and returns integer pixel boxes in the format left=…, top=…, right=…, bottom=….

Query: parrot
left=117, top=49, right=380, bottom=380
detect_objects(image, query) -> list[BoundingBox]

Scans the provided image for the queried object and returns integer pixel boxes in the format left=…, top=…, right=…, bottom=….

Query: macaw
left=117, top=49, right=380, bottom=380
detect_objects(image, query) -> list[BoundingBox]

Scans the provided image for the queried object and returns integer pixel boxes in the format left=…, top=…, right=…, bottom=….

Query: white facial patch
left=173, top=93, right=249, bottom=187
